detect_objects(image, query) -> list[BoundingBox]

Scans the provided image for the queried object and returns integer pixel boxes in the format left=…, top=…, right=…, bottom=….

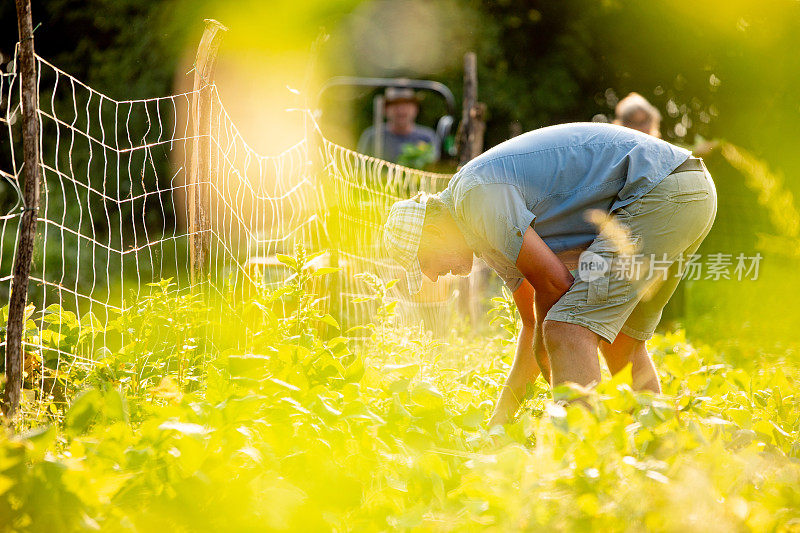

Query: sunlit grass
left=1, top=250, right=798, bottom=530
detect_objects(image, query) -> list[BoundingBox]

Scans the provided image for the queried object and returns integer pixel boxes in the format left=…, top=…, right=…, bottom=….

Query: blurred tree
left=0, top=0, right=187, bottom=100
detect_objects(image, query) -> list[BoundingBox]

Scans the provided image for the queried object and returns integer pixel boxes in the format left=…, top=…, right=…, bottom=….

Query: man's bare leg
left=599, top=332, right=661, bottom=392
left=542, top=320, right=602, bottom=388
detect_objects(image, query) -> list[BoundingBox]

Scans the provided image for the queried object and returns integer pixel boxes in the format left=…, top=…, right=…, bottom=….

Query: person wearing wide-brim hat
left=357, top=87, right=440, bottom=163
left=383, top=122, right=717, bottom=427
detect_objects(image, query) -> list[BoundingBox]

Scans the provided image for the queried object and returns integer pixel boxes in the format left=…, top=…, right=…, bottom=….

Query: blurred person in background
left=358, top=87, right=440, bottom=164
left=614, top=91, right=662, bottom=138
left=613, top=91, right=717, bottom=328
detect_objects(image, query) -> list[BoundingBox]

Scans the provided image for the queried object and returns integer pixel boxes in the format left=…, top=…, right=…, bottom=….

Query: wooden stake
left=372, top=94, right=384, bottom=158
left=4, top=0, right=41, bottom=418
left=189, top=19, right=227, bottom=286
left=459, top=52, right=478, bottom=167
left=457, top=52, right=487, bottom=323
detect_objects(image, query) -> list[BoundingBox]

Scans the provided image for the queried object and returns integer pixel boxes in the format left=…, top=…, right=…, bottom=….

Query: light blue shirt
left=439, top=122, right=691, bottom=291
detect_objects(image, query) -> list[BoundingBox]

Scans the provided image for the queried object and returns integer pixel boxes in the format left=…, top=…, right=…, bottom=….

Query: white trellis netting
left=0, top=51, right=460, bottom=408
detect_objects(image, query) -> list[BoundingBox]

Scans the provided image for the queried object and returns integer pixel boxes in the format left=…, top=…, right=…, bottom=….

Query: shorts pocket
left=666, top=174, right=711, bottom=204
left=584, top=240, right=616, bottom=306
left=666, top=189, right=710, bottom=203
left=587, top=260, right=611, bottom=305
left=584, top=236, right=639, bottom=306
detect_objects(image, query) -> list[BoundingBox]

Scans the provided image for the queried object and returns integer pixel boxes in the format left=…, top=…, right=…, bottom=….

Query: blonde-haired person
left=614, top=92, right=662, bottom=138
left=614, top=91, right=718, bottom=156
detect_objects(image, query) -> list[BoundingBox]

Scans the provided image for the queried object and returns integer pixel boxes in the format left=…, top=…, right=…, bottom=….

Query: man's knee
left=542, top=320, right=601, bottom=355
left=541, top=319, right=566, bottom=349
left=542, top=319, right=597, bottom=349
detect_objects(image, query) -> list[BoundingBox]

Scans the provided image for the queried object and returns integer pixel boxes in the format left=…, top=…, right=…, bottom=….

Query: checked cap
left=383, top=194, right=428, bottom=295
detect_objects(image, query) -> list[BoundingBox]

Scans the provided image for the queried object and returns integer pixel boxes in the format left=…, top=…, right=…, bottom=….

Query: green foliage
left=350, top=272, right=398, bottom=342
left=1, top=248, right=799, bottom=531
left=84, top=279, right=209, bottom=403
left=487, top=285, right=520, bottom=346
left=273, top=243, right=342, bottom=338
left=396, top=142, right=437, bottom=170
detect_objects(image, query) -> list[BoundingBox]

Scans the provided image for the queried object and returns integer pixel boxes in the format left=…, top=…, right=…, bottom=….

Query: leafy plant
left=396, top=141, right=437, bottom=170
left=488, top=285, right=520, bottom=345
left=350, top=272, right=399, bottom=343
left=0, top=249, right=798, bottom=531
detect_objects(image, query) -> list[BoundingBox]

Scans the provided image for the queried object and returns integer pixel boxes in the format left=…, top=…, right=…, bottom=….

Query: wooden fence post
left=4, top=0, right=41, bottom=418
left=189, top=19, right=227, bottom=287
left=457, top=52, right=487, bottom=323
left=372, top=94, right=384, bottom=159
left=458, top=52, right=487, bottom=167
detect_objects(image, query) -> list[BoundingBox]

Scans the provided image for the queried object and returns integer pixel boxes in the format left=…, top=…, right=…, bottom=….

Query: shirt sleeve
left=459, top=183, right=537, bottom=266
left=492, top=259, right=525, bottom=292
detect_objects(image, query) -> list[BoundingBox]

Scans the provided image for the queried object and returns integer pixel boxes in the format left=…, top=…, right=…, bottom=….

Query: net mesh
left=322, top=137, right=457, bottom=331
left=0, top=50, right=460, bottom=412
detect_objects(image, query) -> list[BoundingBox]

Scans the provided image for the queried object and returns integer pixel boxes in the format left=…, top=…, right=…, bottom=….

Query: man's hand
left=516, top=227, right=574, bottom=313
left=487, top=319, right=538, bottom=428
left=555, top=245, right=589, bottom=271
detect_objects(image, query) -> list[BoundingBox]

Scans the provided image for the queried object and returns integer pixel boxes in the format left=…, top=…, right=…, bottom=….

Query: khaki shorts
left=546, top=162, right=718, bottom=343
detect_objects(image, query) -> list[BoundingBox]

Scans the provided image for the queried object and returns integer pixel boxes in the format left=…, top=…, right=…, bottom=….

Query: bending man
left=382, top=122, right=717, bottom=426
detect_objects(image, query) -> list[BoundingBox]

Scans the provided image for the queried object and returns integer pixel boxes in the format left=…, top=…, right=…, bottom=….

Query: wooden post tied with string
left=189, top=19, right=227, bottom=286
left=3, top=0, right=42, bottom=418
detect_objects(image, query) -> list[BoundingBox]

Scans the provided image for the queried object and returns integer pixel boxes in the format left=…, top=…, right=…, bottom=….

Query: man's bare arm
left=516, top=227, right=575, bottom=330
left=487, top=281, right=540, bottom=427
left=487, top=236, right=583, bottom=427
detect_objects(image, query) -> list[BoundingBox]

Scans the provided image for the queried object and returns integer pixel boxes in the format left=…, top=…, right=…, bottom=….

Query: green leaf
left=104, top=388, right=129, bottom=423
left=411, top=381, right=444, bottom=409
left=382, top=363, right=420, bottom=378
left=80, top=311, right=104, bottom=334
left=312, top=267, right=341, bottom=277
left=344, top=356, right=365, bottom=383
left=66, top=389, right=103, bottom=436
left=276, top=254, right=298, bottom=270
left=16, top=425, right=56, bottom=461
left=158, top=420, right=209, bottom=436
left=454, top=406, right=485, bottom=430
left=315, top=395, right=342, bottom=418
left=345, top=325, right=374, bottom=335
left=266, top=377, right=301, bottom=392
left=229, top=354, right=273, bottom=380
left=318, top=314, right=340, bottom=330
left=552, top=383, right=592, bottom=403
left=303, top=250, right=327, bottom=267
